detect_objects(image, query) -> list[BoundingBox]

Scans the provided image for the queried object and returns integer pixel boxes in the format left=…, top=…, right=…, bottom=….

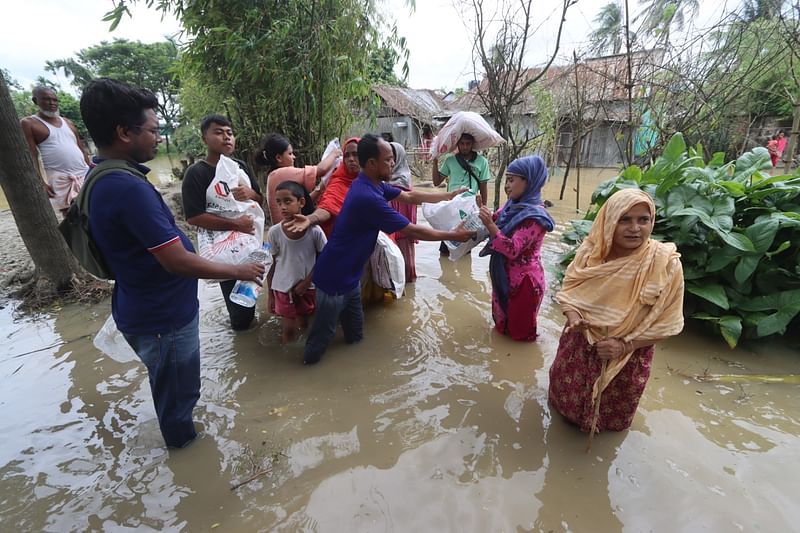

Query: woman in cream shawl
left=549, top=188, right=684, bottom=433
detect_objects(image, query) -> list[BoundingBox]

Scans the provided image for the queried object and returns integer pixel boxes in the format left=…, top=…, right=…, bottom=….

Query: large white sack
left=196, top=154, right=265, bottom=266
left=429, top=111, right=505, bottom=157
left=369, top=232, right=405, bottom=299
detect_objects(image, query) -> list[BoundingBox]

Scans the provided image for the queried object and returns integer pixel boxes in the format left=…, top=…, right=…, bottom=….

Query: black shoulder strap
left=454, top=153, right=479, bottom=190
left=76, top=159, right=149, bottom=219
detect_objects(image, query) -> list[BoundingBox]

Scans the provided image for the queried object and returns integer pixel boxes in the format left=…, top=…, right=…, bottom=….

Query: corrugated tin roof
left=445, top=49, right=664, bottom=118
left=373, top=85, right=449, bottom=121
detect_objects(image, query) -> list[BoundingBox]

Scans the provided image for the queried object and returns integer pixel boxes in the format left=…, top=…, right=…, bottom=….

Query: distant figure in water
left=549, top=188, right=684, bottom=433
left=767, top=135, right=780, bottom=168
left=477, top=155, right=554, bottom=341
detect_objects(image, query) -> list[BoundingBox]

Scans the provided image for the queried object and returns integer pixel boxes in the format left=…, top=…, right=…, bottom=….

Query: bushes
left=561, top=133, right=800, bottom=347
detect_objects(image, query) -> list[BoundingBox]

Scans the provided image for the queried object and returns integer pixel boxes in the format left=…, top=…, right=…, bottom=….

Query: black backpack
left=58, top=160, right=148, bottom=279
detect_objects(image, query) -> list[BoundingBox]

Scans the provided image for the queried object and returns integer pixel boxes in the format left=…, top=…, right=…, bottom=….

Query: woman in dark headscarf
left=478, top=155, right=554, bottom=341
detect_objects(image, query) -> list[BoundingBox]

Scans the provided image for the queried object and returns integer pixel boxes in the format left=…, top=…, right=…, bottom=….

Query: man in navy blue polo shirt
left=79, top=78, right=265, bottom=448
left=296, top=134, right=474, bottom=365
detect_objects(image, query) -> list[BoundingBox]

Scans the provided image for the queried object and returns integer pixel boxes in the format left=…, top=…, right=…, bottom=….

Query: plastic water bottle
left=229, top=243, right=272, bottom=307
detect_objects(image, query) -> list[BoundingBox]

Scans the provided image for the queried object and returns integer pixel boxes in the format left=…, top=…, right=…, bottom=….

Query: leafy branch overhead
left=101, top=0, right=411, bottom=165
left=561, top=133, right=800, bottom=348
left=45, top=39, right=181, bottom=134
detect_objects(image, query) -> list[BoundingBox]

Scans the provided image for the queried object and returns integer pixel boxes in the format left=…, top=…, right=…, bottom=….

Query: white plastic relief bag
left=196, top=154, right=265, bottom=266
left=93, top=315, right=137, bottom=364
left=429, top=111, right=505, bottom=158
left=422, top=191, right=480, bottom=232
left=369, top=232, right=405, bottom=299
left=320, top=138, right=342, bottom=185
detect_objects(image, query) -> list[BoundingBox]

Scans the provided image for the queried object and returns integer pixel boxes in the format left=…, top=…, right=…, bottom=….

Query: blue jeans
left=123, top=312, right=201, bottom=448
left=304, top=286, right=363, bottom=364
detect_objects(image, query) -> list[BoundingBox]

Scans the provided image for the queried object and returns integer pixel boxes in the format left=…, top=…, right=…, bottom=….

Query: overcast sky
left=3, top=0, right=739, bottom=92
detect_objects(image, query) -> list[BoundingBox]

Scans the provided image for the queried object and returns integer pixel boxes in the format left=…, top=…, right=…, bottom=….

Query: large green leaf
left=673, top=207, right=755, bottom=251
left=708, top=152, right=726, bottom=168
left=718, top=316, right=743, bottom=349
left=734, top=255, right=760, bottom=284
left=687, top=283, right=730, bottom=309
left=706, top=252, right=738, bottom=272
left=655, top=160, right=698, bottom=197
left=748, top=173, right=799, bottom=190
left=757, top=304, right=800, bottom=337
left=733, top=147, right=772, bottom=181
left=717, top=230, right=756, bottom=252
left=665, top=187, right=702, bottom=217
left=768, top=212, right=800, bottom=227
left=744, top=219, right=779, bottom=254
left=736, top=289, right=800, bottom=312
left=620, top=165, right=642, bottom=183
left=662, top=133, right=687, bottom=162
left=749, top=186, right=800, bottom=202
left=716, top=181, right=746, bottom=197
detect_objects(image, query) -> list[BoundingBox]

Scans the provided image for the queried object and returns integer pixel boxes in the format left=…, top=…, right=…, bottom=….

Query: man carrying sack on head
left=431, top=132, right=490, bottom=255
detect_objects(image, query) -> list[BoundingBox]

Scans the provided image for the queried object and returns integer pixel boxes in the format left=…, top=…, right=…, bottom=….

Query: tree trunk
left=0, top=76, right=84, bottom=291
left=559, top=139, right=578, bottom=200
left=782, top=100, right=800, bottom=174
left=493, top=144, right=509, bottom=210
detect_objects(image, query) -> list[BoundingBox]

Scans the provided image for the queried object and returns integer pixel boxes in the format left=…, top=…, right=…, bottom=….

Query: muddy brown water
left=2, top=164, right=800, bottom=532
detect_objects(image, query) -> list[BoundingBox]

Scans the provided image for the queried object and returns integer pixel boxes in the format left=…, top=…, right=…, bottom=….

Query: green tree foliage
left=635, top=0, right=699, bottom=42
left=589, top=2, right=628, bottom=56
left=742, top=0, right=784, bottom=22
left=1, top=68, right=22, bottom=91
left=45, top=39, right=181, bottom=132
left=718, top=13, right=798, bottom=119
left=561, top=133, right=800, bottom=348
left=104, top=0, right=408, bottom=166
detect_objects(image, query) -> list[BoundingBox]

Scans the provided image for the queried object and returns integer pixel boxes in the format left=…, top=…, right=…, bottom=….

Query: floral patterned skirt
left=548, top=329, right=654, bottom=432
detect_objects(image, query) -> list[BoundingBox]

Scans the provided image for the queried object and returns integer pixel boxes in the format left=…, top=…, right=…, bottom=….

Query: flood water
left=2, top=165, right=800, bottom=532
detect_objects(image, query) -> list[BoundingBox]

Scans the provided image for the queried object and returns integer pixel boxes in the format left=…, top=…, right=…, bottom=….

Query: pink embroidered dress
left=487, top=217, right=547, bottom=340
left=480, top=156, right=554, bottom=341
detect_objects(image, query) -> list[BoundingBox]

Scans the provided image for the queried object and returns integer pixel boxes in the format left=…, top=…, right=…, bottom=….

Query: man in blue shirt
left=293, top=134, right=474, bottom=365
left=79, top=78, right=265, bottom=448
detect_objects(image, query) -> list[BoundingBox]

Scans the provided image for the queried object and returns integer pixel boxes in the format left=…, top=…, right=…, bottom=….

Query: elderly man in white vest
left=21, top=86, right=91, bottom=216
